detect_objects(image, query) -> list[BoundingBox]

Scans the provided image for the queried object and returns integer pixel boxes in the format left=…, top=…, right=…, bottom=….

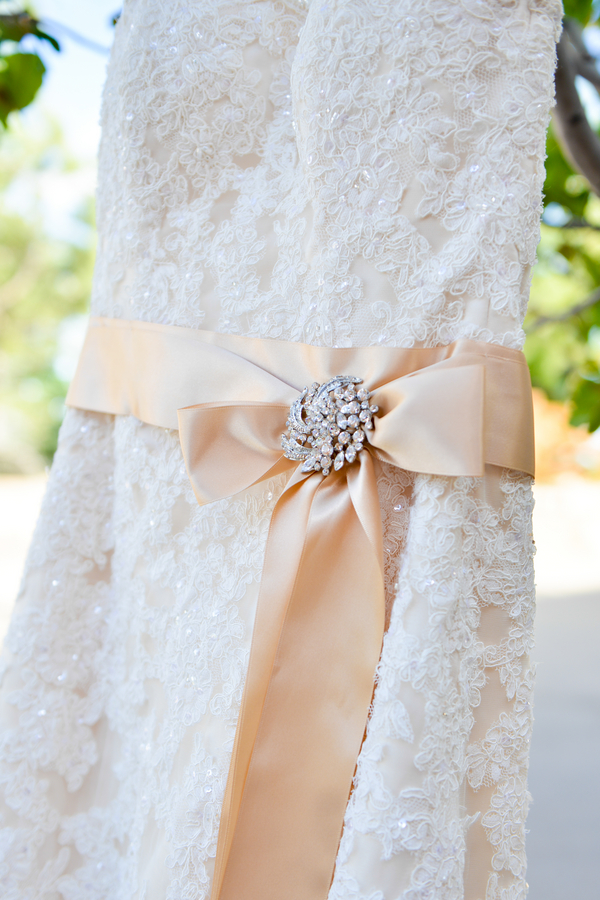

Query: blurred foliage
left=0, top=10, right=60, bottom=126
left=525, top=5, right=600, bottom=434
left=0, top=122, right=94, bottom=472
left=565, top=0, right=595, bottom=24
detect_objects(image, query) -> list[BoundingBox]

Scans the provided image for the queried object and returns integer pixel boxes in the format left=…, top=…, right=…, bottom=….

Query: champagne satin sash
left=67, top=316, right=535, bottom=900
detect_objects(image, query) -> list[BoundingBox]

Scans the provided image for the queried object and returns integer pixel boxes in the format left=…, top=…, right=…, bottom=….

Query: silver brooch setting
left=281, top=376, right=379, bottom=476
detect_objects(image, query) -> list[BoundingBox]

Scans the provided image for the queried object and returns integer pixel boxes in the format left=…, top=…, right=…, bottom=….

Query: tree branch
left=563, top=18, right=600, bottom=90
left=543, top=216, right=600, bottom=231
left=37, top=17, right=110, bottom=56
left=526, top=285, right=600, bottom=332
left=553, top=21, right=600, bottom=196
left=561, top=218, right=600, bottom=231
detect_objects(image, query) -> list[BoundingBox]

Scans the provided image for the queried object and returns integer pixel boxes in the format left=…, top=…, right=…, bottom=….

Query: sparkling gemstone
left=281, top=375, right=379, bottom=476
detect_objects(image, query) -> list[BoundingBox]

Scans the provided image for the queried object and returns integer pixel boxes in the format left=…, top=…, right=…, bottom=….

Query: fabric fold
left=178, top=403, right=292, bottom=503
left=66, top=316, right=535, bottom=900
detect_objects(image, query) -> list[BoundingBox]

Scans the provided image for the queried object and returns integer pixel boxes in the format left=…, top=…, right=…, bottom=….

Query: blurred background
left=0, top=1, right=598, bottom=897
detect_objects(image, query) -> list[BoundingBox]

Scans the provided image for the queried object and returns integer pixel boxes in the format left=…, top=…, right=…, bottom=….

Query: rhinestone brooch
left=281, top=376, right=379, bottom=476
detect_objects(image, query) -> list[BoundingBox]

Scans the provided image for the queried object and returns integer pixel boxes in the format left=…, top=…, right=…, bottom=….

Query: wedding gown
left=0, top=1, right=561, bottom=898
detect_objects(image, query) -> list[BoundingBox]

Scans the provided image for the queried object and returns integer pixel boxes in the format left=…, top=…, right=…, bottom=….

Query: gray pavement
left=527, top=592, right=600, bottom=899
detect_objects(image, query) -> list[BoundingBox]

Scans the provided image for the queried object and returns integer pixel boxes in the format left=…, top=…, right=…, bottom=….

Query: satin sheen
left=66, top=316, right=535, bottom=900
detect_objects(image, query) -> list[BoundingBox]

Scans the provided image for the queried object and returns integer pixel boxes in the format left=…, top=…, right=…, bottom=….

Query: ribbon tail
left=346, top=452, right=385, bottom=574
left=211, top=467, right=386, bottom=900
left=211, top=470, right=322, bottom=899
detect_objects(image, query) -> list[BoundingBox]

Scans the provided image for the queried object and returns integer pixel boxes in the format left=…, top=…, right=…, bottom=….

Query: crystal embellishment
left=281, top=376, right=379, bottom=476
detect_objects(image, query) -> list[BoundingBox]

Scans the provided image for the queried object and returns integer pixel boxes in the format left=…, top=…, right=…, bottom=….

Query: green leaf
left=0, top=14, right=60, bottom=52
left=0, top=15, right=32, bottom=44
left=577, top=249, right=600, bottom=287
left=571, top=373, right=600, bottom=431
left=563, top=0, right=595, bottom=24
left=0, top=52, right=45, bottom=126
left=30, top=27, right=60, bottom=53
left=543, top=127, right=591, bottom=218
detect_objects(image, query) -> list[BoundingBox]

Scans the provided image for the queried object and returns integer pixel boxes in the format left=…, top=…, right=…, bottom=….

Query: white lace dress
left=0, top=1, right=561, bottom=898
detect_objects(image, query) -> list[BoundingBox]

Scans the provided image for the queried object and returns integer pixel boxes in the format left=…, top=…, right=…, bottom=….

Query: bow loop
left=178, top=401, right=293, bottom=505
left=370, top=362, right=485, bottom=476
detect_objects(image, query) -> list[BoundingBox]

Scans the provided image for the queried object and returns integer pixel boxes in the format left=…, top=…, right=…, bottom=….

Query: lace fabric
left=0, top=1, right=560, bottom=898
left=94, top=0, right=559, bottom=352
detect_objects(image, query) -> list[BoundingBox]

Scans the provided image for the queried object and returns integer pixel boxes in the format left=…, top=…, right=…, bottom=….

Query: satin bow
left=66, top=317, right=535, bottom=900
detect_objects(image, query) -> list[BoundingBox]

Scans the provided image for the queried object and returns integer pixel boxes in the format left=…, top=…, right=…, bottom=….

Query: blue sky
left=30, top=0, right=117, bottom=158
left=2, top=2, right=118, bottom=244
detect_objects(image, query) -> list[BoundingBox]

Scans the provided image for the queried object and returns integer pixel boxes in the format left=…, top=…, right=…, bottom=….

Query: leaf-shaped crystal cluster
left=281, top=375, right=379, bottom=476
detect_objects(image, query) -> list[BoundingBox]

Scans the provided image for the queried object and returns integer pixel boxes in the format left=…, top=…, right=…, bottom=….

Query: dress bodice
left=92, top=0, right=561, bottom=349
